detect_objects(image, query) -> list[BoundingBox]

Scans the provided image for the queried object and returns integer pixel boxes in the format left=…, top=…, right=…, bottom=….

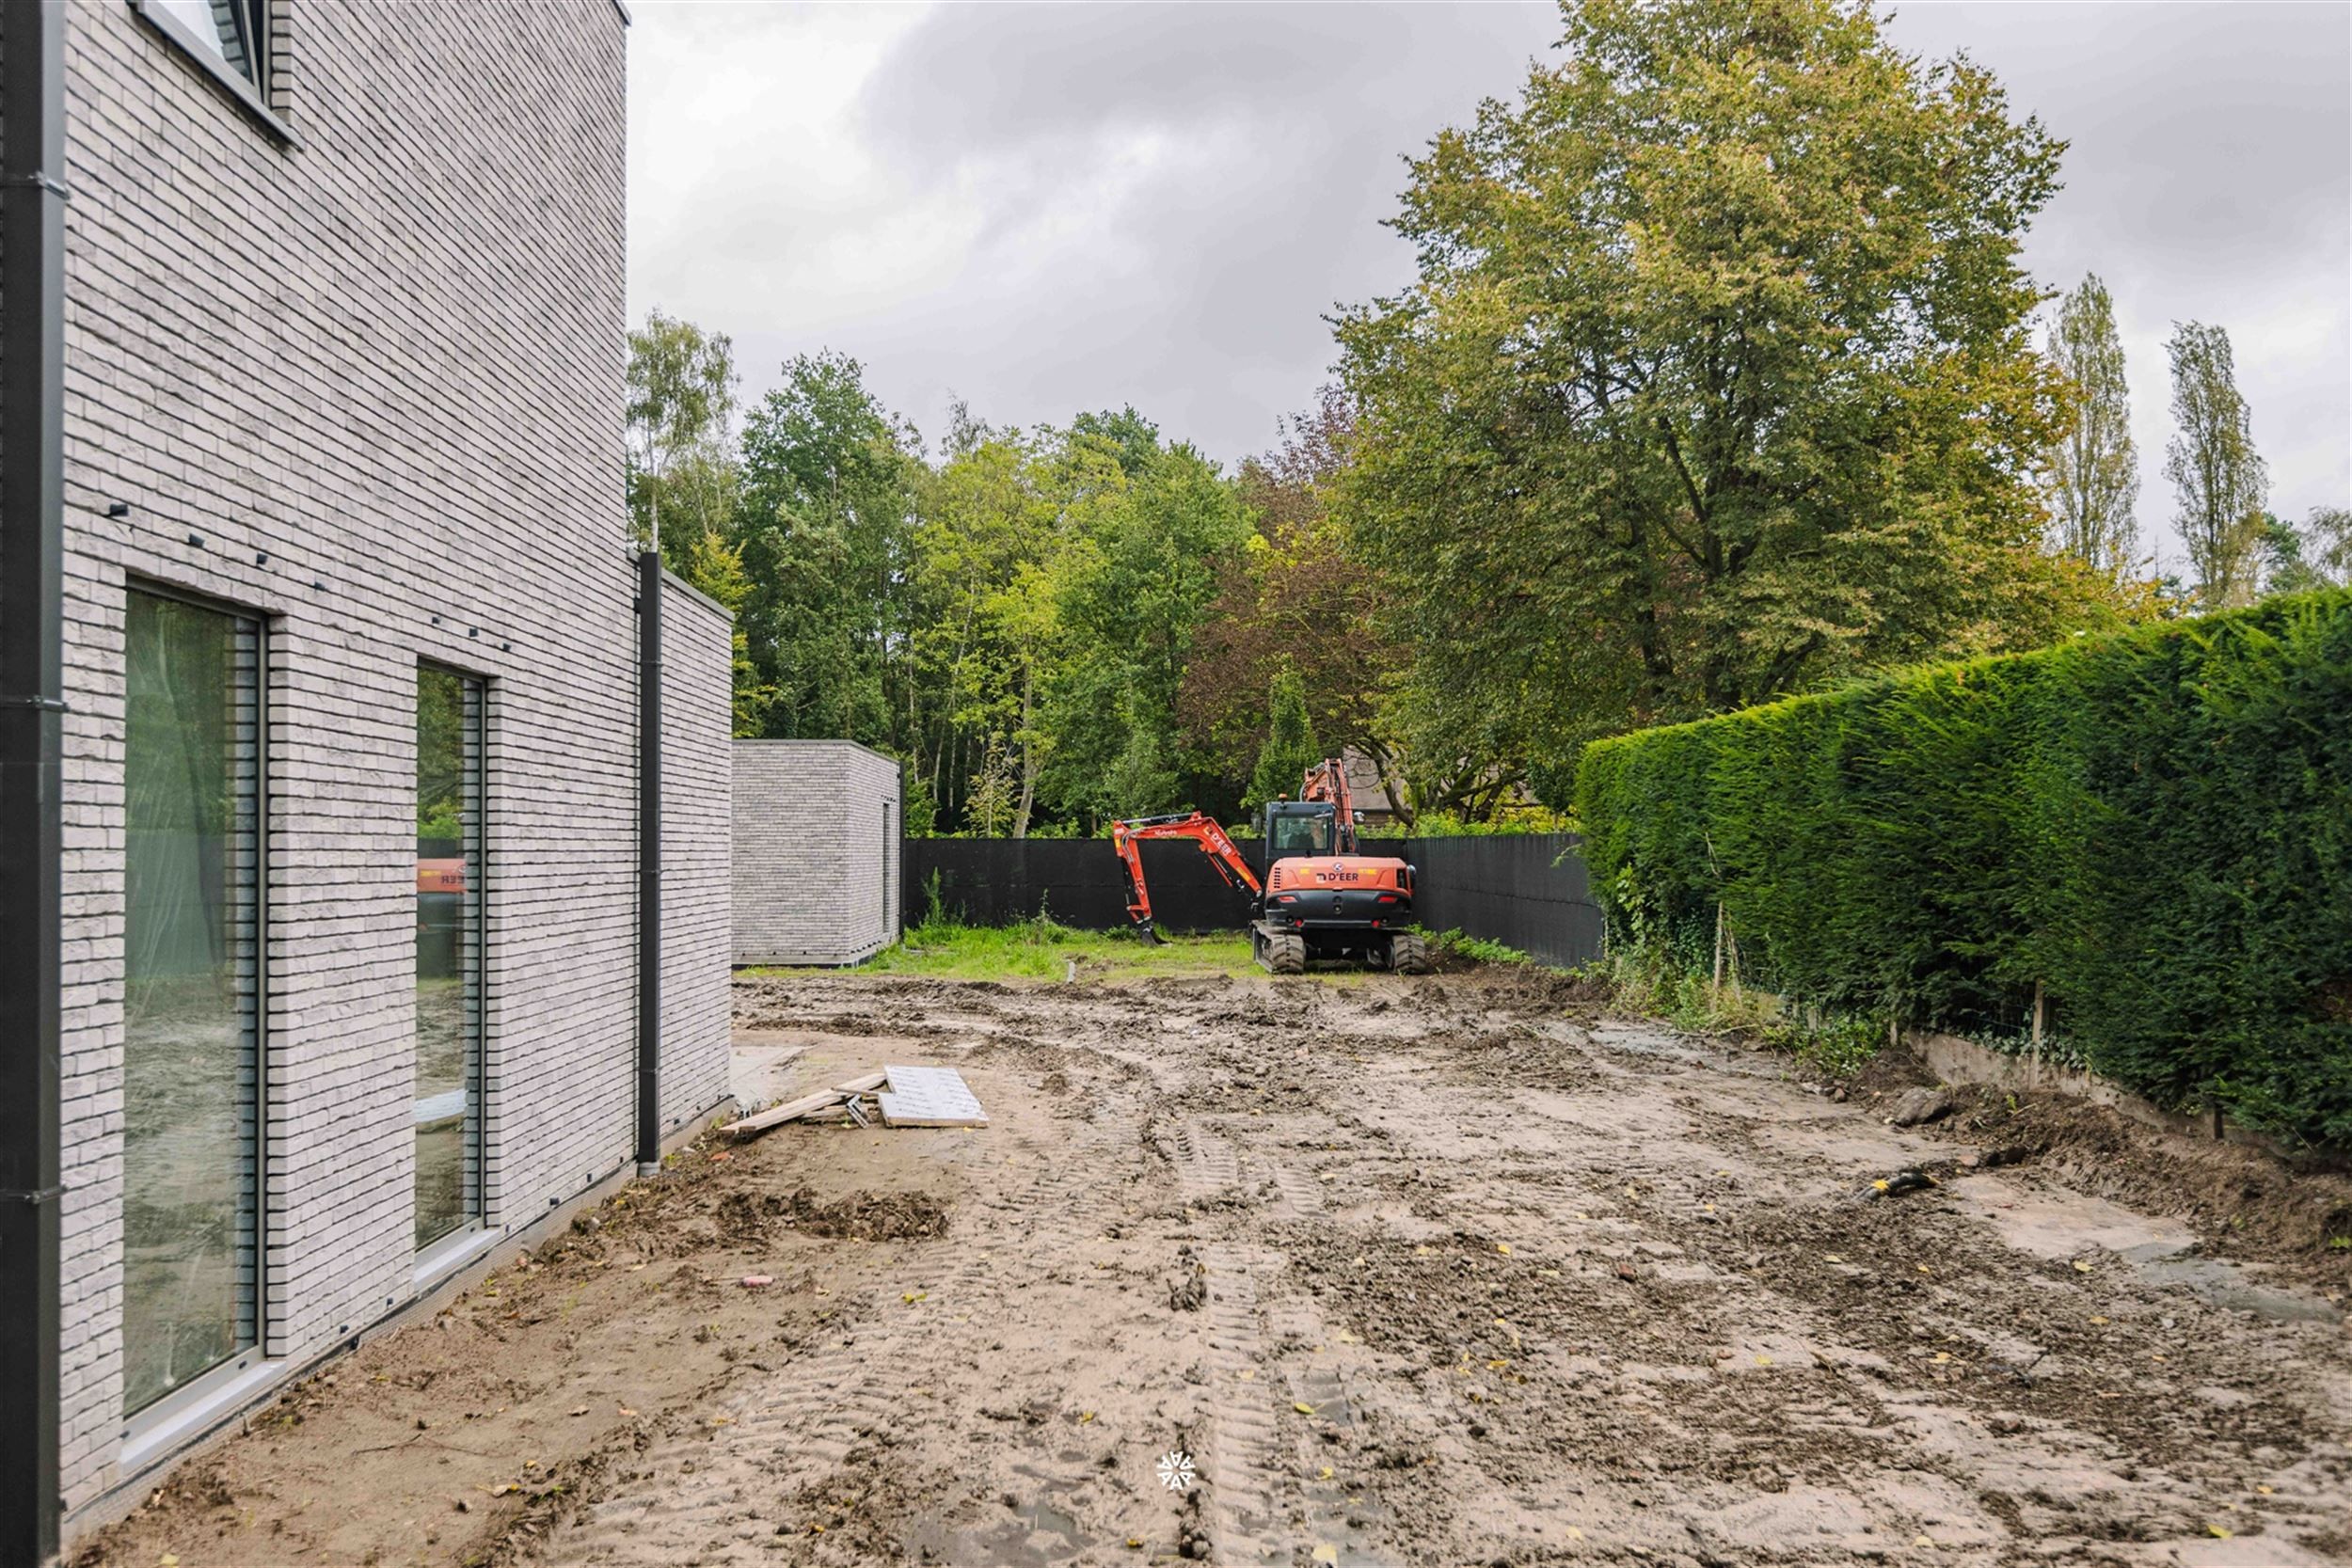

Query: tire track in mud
left=1168, top=1123, right=1288, bottom=1562
left=547, top=1103, right=1147, bottom=1564
left=1194, top=1243, right=1287, bottom=1563
left=1176, top=1119, right=1372, bottom=1564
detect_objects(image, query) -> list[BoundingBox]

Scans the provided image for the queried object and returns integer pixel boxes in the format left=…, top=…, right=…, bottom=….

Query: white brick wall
left=732, top=741, right=902, bottom=966
left=53, top=0, right=731, bottom=1518
left=660, top=575, right=733, bottom=1129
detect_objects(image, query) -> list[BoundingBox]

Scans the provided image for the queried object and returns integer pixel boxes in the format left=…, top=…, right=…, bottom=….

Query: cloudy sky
left=627, top=2, right=2351, bottom=572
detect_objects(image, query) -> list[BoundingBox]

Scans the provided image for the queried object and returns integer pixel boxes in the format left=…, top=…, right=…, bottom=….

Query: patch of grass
left=847, top=911, right=1259, bottom=983
left=1595, top=942, right=1887, bottom=1081
left=1420, top=927, right=1537, bottom=968
left=1765, top=1010, right=1886, bottom=1080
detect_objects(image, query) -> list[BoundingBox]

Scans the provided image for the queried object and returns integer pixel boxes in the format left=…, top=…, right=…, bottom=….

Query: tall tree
left=2043, top=275, right=2139, bottom=576
left=2307, top=506, right=2352, bottom=589
left=626, top=309, right=739, bottom=559
left=1246, top=669, right=1322, bottom=814
left=627, top=312, right=767, bottom=733
left=2163, top=321, right=2269, bottom=609
left=735, top=351, right=922, bottom=745
left=1180, top=390, right=1405, bottom=815
left=1336, top=0, right=2093, bottom=803
left=2260, top=505, right=2352, bottom=596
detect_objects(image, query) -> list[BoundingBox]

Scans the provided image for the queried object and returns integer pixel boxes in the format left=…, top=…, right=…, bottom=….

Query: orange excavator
left=1111, top=757, right=1430, bottom=974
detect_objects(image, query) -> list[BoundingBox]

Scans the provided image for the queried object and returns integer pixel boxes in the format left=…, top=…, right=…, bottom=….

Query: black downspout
left=635, top=550, right=661, bottom=1172
left=0, top=3, right=67, bottom=1562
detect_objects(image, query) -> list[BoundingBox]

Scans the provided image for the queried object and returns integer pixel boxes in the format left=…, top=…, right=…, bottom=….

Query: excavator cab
left=1263, top=800, right=1340, bottom=859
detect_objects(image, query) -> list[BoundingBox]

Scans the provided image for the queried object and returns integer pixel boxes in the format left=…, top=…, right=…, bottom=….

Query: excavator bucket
left=1133, top=919, right=1167, bottom=946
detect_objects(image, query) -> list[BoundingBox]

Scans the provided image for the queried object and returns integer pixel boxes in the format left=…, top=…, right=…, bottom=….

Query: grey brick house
left=0, top=1, right=733, bottom=1555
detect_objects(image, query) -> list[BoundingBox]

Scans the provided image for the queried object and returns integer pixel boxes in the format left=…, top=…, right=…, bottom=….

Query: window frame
left=117, top=578, right=272, bottom=1447
left=412, top=660, right=490, bottom=1258
left=128, top=0, right=301, bottom=148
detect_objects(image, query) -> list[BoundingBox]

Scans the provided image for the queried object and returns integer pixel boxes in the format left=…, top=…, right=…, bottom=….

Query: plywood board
left=720, top=1070, right=888, bottom=1136
left=878, top=1064, right=987, bottom=1128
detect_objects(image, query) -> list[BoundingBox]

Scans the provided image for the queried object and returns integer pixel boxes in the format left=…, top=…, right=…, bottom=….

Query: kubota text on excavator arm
left=1109, top=811, right=1260, bottom=944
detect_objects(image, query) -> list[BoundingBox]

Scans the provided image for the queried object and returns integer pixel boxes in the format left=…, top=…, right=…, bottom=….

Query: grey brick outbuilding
left=733, top=740, right=903, bottom=966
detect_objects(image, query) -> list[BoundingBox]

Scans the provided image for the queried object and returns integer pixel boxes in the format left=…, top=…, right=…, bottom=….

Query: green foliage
left=627, top=309, right=739, bottom=556
left=1336, top=0, right=2117, bottom=803
left=2043, top=275, right=2140, bottom=577
left=1767, top=1012, right=1888, bottom=1082
left=2263, top=507, right=2352, bottom=599
left=1419, top=927, right=1535, bottom=968
left=901, top=768, right=940, bottom=838
left=1577, top=591, right=2352, bottom=1144
left=735, top=351, right=922, bottom=748
left=1359, top=806, right=1577, bottom=839
left=1245, top=669, right=1321, bottom=814
left=2164, top=322, right=2269, bottom=610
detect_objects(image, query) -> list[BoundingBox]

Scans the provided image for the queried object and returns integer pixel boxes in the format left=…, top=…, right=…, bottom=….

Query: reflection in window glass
left=149, top=0, right=262, bottom=83
left=1270, top=813, right=1334, bottom=857
left=415, top=666, right=484, bottom=1250
left=124, top=590, right=260, bottom=1416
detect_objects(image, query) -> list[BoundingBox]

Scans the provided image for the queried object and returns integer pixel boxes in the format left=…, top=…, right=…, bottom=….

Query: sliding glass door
left=123, top=589, right=262, bottom=1416
left=415, top=665, right=484, bottom=1250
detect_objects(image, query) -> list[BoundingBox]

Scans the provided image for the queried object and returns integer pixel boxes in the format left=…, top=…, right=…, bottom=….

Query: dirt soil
left=78, top=970, right=2352, bottom=1567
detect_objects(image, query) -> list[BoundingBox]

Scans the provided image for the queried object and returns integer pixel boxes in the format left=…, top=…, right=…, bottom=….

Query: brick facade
left=732, top=741, right=903, bottom=966
left=659, top=578, right=735, bottom=1129
left=46, top=0, right=732, bottom=1522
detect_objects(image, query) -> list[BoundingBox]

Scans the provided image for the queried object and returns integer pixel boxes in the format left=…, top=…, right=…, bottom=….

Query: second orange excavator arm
left=1298, top=756, right=1358, bottom=854
left=1109, top=811, right=1262, bottom=942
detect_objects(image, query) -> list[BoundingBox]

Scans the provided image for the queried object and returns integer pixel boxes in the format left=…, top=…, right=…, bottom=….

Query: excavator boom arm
left=1109, top=811, right=1261, bottom=938
left=1298, top=756, right=1358, bottom=854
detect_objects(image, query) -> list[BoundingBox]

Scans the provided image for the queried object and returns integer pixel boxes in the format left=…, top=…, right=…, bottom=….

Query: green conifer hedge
left=1575, top=591, right=2352, bottom=1146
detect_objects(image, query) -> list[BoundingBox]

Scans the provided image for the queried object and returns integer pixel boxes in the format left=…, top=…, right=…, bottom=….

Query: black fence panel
left=1400, top=832, right=1603, bottom=969
left=904, top=832, right=1605, bottom=967
left=906, top=837, right=1256, bottom=934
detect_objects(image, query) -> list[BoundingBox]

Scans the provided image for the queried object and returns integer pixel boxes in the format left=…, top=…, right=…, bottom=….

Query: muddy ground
left=81, top=969, right=2352, bottom=1567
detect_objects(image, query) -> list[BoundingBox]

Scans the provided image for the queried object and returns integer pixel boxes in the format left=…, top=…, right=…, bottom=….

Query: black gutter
left=0, top=3, right=68, bottom=1562
left=635, top=549, right=661, bottom=1171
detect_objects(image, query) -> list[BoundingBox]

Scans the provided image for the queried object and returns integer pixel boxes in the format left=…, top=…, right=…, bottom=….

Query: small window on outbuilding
left=148, top=0, right=266, bottom=87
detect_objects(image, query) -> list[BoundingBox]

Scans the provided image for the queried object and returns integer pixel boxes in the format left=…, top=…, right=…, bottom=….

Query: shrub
left=1575, top=591, right=2352, bottom=1146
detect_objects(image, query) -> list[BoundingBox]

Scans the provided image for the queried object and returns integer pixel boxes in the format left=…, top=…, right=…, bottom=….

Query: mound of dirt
left=720, top=1186, right=951, bottom=1243
left=1452, top=963, right=1612, bottom=1009
left=1917, top=1084, right=2352, bottom=1291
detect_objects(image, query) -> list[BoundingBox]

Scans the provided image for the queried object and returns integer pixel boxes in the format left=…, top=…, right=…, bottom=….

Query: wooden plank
left=720, top=1070, right=888, bottom=1136
left=877, top=1065, right=987, bottom=1128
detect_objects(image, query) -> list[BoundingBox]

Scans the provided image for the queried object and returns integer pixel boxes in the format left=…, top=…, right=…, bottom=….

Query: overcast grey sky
left=627, top=2, right=2351, bottom=572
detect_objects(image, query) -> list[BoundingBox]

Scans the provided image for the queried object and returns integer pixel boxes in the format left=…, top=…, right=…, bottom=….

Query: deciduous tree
left=2043, top=275, right=2140, bottom=576
left=627, top=309, right=739, bottom=557
left=2163, top=321, right=2269, bottom=609
left=1179, top=390, right=1404, bottom=814
left=1335, top=0, right=2099, bottom=801
left=735, top=352, right=922, bottom=745
left=2260, top=505, right=2352, bottom=596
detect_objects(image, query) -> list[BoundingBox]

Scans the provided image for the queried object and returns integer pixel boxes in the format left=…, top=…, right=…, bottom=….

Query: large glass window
left=415, top=666, right=485, bottom=1251
left=124, top=589, right=262, bottom=1416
